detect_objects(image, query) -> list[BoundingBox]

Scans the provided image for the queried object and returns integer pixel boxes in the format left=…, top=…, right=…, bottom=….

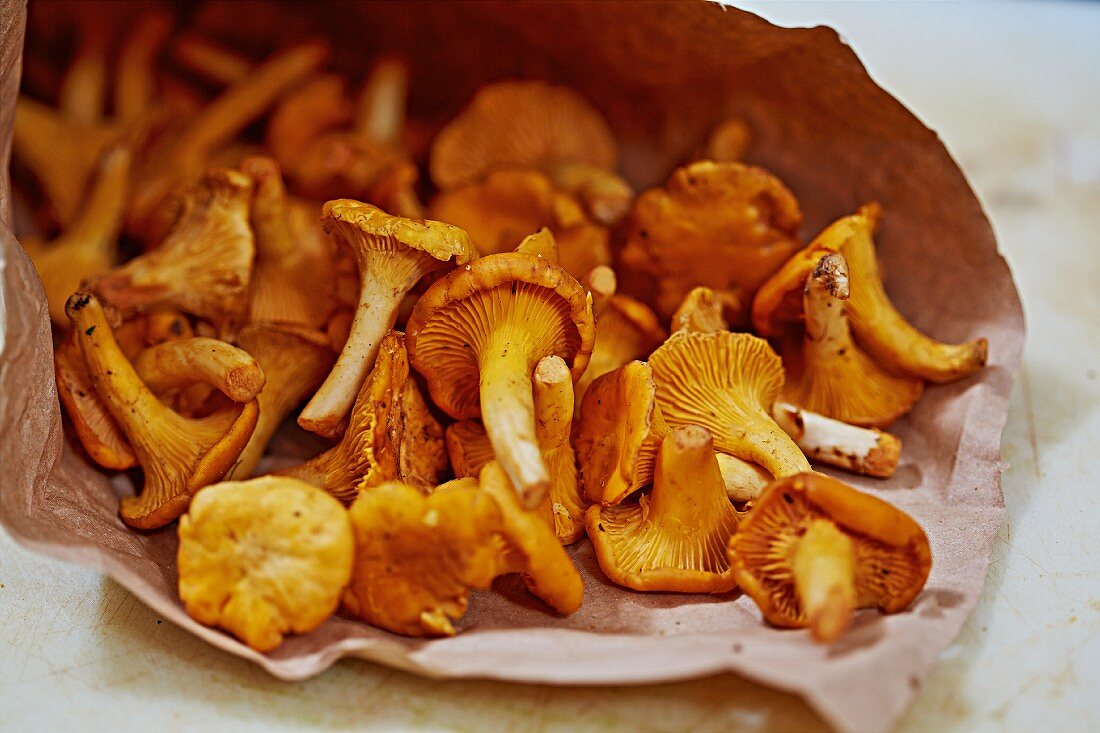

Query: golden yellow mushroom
left=66, top=293, right=258, bottom=529
left=574, top=287, right=665, bottom=406
left=670, top=286, right=731, bottom=334
left=297, top=200, right=474, bottom=439
left=728, top=472, right=932, bottom=643
left=178, top=476, right=353, bottom=652
left=618, top=161, right=802, bottom=324
left=132, top=337, right=265, bottom=407
left=277, top=330, right=446, bottom=502
left=587, top=425, right=740, bottom=593
left=406, top=251, right=595, bottom=509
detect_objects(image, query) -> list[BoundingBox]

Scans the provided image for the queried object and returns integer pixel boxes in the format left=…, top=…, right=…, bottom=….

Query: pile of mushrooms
left=19, top=14, right=989, bottom=652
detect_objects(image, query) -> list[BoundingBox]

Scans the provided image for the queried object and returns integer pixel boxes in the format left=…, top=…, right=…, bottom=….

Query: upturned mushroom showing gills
left=648, top=331, right=811, bottom=478
left=406, top=251, right=595, bottom=509
left=618, top=161, right=802, bottom=323
left=85, top=167, right=255, bottom=336
left=278, top=330, right=446, bottom=501
left=177, top=476, right=353, bottom=652
left=587, top=425, right=740, bottom=593
left=839, top=205, right=989, bottom=383
left=343, top=478, right=504, bottom=637
left=239, top=156, right=337, bottom=329
left=728, top=473, right=932, bottom=643
left=297, top=200, right=475, bottom=439
left=31, top=145, right=130, bottom=326
left=227, top=324, right=334, bottom=480
left=780, top=253, right=923, bottom=428
left=66, top=293, right=258, bottom=529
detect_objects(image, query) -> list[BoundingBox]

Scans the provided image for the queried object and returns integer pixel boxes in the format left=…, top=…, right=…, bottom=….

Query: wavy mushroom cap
left=780, top=253, right=923, bottom=428
left=87, top=167, right=255, bottom=336
left=343, top=479, right=503, bottom=637
left=227, top=323, right=335, bottom=480
left=587, top=425, right=740, bottom=593
left=648, top=330, right=811, bottom=479
left=365, top=160, right=426, bottom=219
left=323, top=198, right=475, bottom=267
left=671, top=286, right=731, bottom=335
left=728, top=472, right=931, bottom=642
left=429, top=80, right=617, bottom=190
left=66, top=293, right=259, bottom=529
left=575, top=292, right=665, bottom=405
left=278, top=330, right=445, bottom=502
left=479, top=461, right=584, bottom=614
left=265, top=74, right=354, bottom=171
left=618, top=161, right=802, bottom=324
left=177, top=476, right=353, bottom=652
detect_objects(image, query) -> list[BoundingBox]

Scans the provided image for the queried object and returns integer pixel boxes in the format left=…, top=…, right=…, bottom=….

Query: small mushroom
left=478, top=460, right=584, bottom=613
left=544, top=162, right=633, bottom=227
left=66, top=293, right=258, bottom=529
left=728, top=472, right=932, bottom=643
left=574, top=286, right=665, bottom=406
left=428, top=168, right=612, bottom=278
left=698, top=118, right=751, bottom=163
left=31, top=145, right=130, bottom=326
left=238, top=156, right=337, bottom=329
left=780, top=253, right=923, bottom=428
left=648, top=330, right=811, bottom=478
left=446, top=357, right=588, bottom=545
left=342, top=478, right=504, bottom=637
left=226, top=323, right=335, bottom=480
left=177, top=476, right=353, bottom=652
left=582, top=265, right=617, bottom=316
left=772, top=402, right=900, bottom=479
left=618, top=161, right=802, bottom=324
left=429, top=80, right=617, bottom=194
left=86, top=167, right=255, bottom=337
left=670, top=286, right=731, bottom=334
left=297, top=200, right=474, bottom=438
left=406, top=251, right=595, bottom=509
left=278, top=330, right=446, bottom=501
left=265, top=74, right=354, bottom=173
left=587, top=425, right=740, bottom=593
left=132, top=337, right=266, bottom=404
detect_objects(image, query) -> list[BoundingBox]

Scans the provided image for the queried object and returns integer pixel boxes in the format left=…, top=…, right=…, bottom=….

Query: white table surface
left=2, top=2, right=1098, bottom=731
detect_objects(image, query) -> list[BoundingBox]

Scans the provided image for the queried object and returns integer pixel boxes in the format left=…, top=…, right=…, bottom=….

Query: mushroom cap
left=574, top=360, right=664, bottom=506
left=586, top=425, right=740, bottom=593
left=405, top=252, right=595, bottom=420
left=670, top=285, right=733, bottom=335
left=479, top=461, right=584, bottom=614
left=321, top=199, right=476, bottom=267
left=648, top=330, right=811, bottom=478
left=429, top=80, right=617, bottom=190
left=343, top=479, right=503, bottom=637
left=54, top=337, right=136, bottom=470
left=177, top=476, right=353, bottom=652
left=728, top=472, right=932, bottom=627
left=618, top=161, right=803, bottom=323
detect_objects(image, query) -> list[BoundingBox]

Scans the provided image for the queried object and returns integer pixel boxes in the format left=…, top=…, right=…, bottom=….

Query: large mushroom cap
left=728, top=472, right=932, bottom=642
left=429, top=80, right=617, bottom=190
left=406, top=252, right=594, bottom=508
left=177, top=476, right=353, bottom=652
left=587, top=425, right=740, bottom=593
left=648, top=330, right=811, bottom=478
left=618, top=161, right=803, bottom=324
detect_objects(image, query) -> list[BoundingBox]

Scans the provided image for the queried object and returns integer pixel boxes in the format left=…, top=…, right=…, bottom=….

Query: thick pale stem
left=479, top=335, right=549, bottom=509
left=803, top=253, right=851, bottom=356
left=792, top=519, right=856, bottom=643
left=773, top=402, right=900, bottom=478
left=133, top=337, right=265, bottom=402
left=715, top=453, right=771, bottom=503
left=298, top=275, right=403, bottom=438
left=356, top=58, right=408, bottom=145
left=583, top=265, right=617, bottom=316
left=533, top=356, right=573, bottom=449
left=652, top=425, right=729, bottom=521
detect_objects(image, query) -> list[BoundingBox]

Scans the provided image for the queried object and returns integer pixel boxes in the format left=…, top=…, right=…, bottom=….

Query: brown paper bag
left=0, top=3, right=1025, bottom=731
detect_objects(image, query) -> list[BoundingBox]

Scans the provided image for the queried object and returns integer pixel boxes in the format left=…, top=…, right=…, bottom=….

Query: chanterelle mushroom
left=618, top=161, right=802, bottom=324
left=297, top=200, right=474, bottom=439
left=278, top=330, right=446, bottom=501
left=177, top=476, right=353, bottom=652
left=227, top=323, right=335, bottom=480
left=31, top=145, right=130, bottom=326
left=66, top=293, right=258, bottom=529
left=648, top=330, right=811, bottom=478
left=780, top=253, right=923, bottom=428
left=574, top=286, right=665, bottom=406
left=132, top=337, right=265, bottom=405
left=85, top=167, right=255, bottom=337
left=671, top=286, right=731, bottom=335
left=406, top=251, right=595, bottom=509
left=587, top=425, right=740, bottom=593
left=728, top=472, right=931, bottom=643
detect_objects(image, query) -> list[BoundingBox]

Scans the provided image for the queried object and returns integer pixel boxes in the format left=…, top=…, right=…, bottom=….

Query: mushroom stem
left=583, top=265, right=617, bottom=316
left=792, top=518, right=857, bottom=643
left=133, top=337, right=265, bottom=403
left=773, top=402, right=900, bottom=478
left=803, top=252, right=851, bottom=348
left=478, top=334, right=551, bottom=510
left=652, top=426, right=732, bottom=523
left=356, top=57, right=408, bottom=145
left=533, top=356, right=573, bottom=450
left=298, top=271, right=406, bottom=438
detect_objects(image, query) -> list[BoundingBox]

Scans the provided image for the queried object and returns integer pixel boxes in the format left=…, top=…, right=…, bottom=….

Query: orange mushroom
left=728, top=472, right=932, bottom=643
left=670, top=286, right=731, bottom=334
left=574, top=287, right=665, bottom=406
left=587, top=425, right=740, bottom=593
